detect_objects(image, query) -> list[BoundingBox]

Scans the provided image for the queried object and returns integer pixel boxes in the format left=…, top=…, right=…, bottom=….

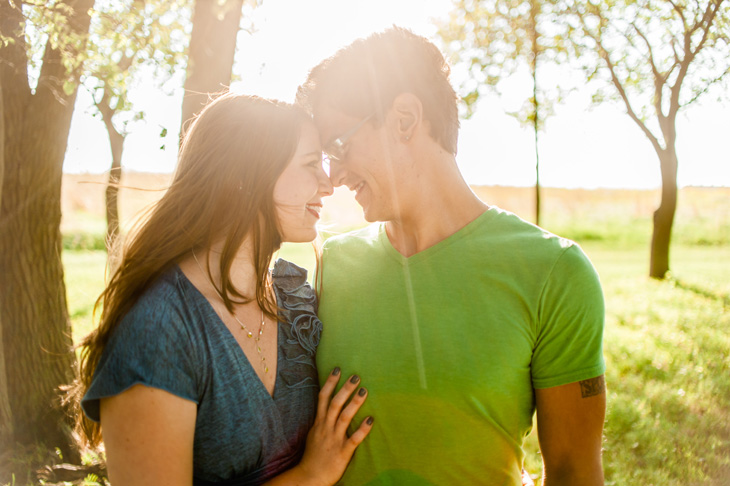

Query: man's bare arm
left=535, top=375, right=606, bottom=486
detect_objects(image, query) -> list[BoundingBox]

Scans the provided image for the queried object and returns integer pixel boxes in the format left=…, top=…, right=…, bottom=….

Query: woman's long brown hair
left=68, top=93, right=310, bottom=447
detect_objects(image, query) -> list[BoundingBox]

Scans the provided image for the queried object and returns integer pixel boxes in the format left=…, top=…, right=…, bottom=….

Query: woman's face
left=273, top=123, right=333, bottom=243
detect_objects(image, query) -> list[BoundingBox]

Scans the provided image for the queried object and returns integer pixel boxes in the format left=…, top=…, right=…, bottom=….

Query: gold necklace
left=191, top=249, right=269, bottom=373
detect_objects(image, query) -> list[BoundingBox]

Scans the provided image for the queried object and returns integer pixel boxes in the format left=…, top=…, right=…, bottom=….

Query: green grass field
left=61, top=217, right=730, bottom=485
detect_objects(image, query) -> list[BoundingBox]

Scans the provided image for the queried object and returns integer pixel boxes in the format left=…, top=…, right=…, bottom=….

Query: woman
left=71, top=93, right=372, bottom=485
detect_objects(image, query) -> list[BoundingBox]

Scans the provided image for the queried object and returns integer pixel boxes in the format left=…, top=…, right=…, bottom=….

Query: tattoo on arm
left=579, top=376, right=605, bottom=398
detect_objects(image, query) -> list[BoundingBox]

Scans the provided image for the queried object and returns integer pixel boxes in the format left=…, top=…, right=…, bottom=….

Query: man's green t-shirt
left=317, top=207, right=605, bottom=485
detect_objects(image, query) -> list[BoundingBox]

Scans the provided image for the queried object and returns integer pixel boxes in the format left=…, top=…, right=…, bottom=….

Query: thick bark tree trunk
left=649, top=145, right=678, bottom=279
left=180, top=0, right=243, bottom=137
left=0, top=62, right=14, bottom=449
left=0, top=0, right=94, bottom=461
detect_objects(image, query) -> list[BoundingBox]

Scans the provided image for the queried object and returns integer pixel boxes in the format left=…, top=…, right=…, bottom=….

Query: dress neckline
left=174, top=265, right=284, bottom=400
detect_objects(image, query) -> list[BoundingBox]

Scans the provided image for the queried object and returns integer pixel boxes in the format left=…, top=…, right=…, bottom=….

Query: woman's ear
left=391, top=93, right=422, bottom=142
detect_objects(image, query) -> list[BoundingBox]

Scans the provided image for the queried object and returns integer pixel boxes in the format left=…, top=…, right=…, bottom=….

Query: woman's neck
left=185, top=237, right=262, bottom=304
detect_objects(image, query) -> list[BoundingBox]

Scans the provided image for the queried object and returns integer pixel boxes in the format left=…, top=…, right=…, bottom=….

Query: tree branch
left=117, top=54, right=134, bottom=74
left=631, top=21, right=668, bottom=121
left=34, top=0, right=95, bottom=111
left=580, top=12, right=664, bottom=153
left=684, top=64, right=730, bottom=106
left=631, top=22, right=662, bottom=82
left=670, top=0, right=722, bottom=118
left=670, top=36, right=682, bottom=66
left=691, top=0, right=721, bottom=57
left=0, top=0, right=31, bottom=106
left=666, top=0, right=688, bottom=26
left=94, top=88, right=120, bottom=138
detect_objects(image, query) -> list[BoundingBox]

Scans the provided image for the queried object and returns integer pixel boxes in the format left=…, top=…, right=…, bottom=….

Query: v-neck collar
left=175, top=266, right=284, bottom=401
left=378, top=208, right=496, bottom=266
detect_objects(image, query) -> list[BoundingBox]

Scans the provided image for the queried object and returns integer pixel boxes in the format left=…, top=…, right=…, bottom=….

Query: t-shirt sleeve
left=81, top=296, right=200, bottom=422
left=531, top=243, right=606, bottom=389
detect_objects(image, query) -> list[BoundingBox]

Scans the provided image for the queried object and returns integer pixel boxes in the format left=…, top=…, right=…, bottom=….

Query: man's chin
left=360, top=205, right=380, bottom=223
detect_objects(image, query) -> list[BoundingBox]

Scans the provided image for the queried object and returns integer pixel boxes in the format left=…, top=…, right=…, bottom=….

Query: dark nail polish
left=358, top=387, right=367, bottom=397
left=366, top=416, right=374, bottom=425
left=332, top=367, right=341, bottom=376
left=350, top=375, right=360, bottom=384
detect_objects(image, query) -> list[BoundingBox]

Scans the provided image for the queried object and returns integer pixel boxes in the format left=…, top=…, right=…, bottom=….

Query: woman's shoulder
left=114, top=266, right=201, bottom=340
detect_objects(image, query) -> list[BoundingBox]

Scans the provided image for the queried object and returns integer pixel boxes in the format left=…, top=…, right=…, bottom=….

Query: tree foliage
left=81, top=0, right=189, bottom=250
left=437, top=0, right=572, bottom=224
left=83, top=0, right=188, bottom=132
left=438, top=0, right=569, bottom=121
left=567, top=0, right=729, bottom=149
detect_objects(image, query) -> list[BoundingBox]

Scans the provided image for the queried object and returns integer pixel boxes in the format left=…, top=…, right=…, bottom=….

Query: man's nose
left=329, top=161, right=346, bottom=187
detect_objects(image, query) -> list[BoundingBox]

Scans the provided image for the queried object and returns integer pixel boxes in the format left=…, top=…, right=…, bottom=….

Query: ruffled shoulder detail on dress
left=272, top=259, right=321, bottom=390
left=272, top=259, right=310, bottom=291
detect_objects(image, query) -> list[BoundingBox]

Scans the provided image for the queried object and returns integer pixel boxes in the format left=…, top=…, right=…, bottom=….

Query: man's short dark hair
left=296, top=26, right=459, bottom=155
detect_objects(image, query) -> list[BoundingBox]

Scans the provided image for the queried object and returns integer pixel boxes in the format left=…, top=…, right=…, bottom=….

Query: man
left=296, top=27, right=606, bottom=486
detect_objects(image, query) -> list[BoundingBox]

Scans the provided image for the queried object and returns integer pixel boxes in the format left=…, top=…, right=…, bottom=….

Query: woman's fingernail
left=358, top=387, right=367, bottom=397
left=366, top=416, right=374, bottom=425
left=350, top=375, right=360, bottom=384
left=332, top=367, right=341, bottom=376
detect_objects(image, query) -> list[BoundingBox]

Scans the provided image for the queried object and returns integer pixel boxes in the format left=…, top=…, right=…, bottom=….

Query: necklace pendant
left=264, top=365, right=269, bottom=373
left=246, top=331, right=253, bottom=338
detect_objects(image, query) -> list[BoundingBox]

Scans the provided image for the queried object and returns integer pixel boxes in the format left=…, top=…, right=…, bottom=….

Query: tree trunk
left=105, top=148, right=122, bottom=251
left=649, top=145, right=678, bottom=279
left=0, top=60, right=14, bottom=449
left=100, top=107, right=125, bottom=254
left=180, top=0, right=243, bottom=137
left=530, top=0, right=541, bottom=227
left=0, top=0, right=94, bottom=462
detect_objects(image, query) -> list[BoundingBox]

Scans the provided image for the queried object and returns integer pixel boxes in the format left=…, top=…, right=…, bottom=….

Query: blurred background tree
left=440, top=0, right=730, bottom=278
left=82, top=0, right=188, bottom=253
left=438, top=0, right=571, bottom=227
left=180, top=0, right=246, bottom=137
left=565, top=0, right=730, bottom=278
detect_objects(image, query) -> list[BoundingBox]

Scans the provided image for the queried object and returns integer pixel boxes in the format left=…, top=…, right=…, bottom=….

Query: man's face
left=315, top=105, right=404, bottom=223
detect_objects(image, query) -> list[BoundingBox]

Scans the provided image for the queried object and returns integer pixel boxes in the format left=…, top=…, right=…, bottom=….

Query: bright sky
left=63, top=0, right=730, bottom=189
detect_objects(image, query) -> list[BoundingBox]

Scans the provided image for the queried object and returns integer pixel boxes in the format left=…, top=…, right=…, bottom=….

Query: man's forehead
left=312, top=105, right=357, bottom=143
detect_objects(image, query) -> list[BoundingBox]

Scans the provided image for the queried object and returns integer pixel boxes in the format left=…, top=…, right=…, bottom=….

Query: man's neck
left=384, top=160, right=487, bottom=258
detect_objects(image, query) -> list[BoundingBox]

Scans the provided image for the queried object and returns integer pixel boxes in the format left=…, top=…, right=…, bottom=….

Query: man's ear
left=391, top=93, right=422, bottom=142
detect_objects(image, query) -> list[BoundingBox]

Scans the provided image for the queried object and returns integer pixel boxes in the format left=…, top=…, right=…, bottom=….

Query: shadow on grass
left=671, top=278, right=730, bottom=310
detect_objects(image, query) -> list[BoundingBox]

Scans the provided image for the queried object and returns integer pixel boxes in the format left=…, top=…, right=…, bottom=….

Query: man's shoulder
left=480, top=206, right=579, bottom=255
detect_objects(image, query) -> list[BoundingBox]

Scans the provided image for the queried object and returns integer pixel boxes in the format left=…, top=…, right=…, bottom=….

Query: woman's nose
left=319, top=170, right=334, bottom=196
